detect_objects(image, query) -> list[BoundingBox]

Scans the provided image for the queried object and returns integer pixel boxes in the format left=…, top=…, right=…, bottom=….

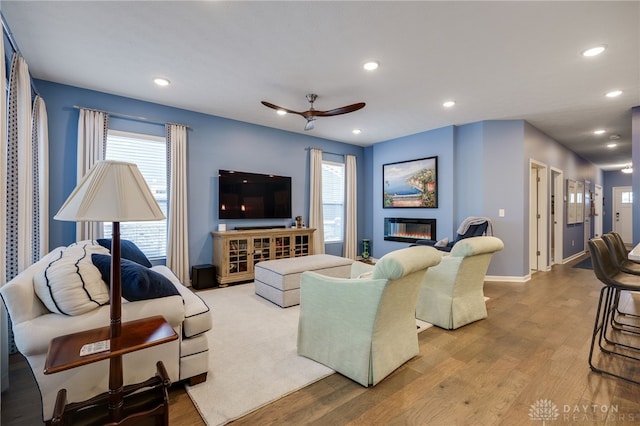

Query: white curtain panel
left=76, top=109, right=108, bottom=240
left=344, top=155, right=357, bottom=259
left=166, top=124, right=190, bottom=285
left=309, top=148, right=325, bottom=254
left=31, top=96, right=49, bottom=261
left=8, top=53, right=33, bottom=274
left=1, top=27, right=8, bottom=287
left=0, top=29, right=8, bottom=392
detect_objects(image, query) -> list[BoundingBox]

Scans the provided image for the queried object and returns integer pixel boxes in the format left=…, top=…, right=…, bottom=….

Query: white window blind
left=322, top=161, right=345, bottom=243
left=104, top=130, right=167, bottom=260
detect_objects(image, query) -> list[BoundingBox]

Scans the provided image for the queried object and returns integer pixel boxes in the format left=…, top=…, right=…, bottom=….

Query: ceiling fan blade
left=304, top=119, right=315, bottom=131
left=314, top=102, right=366, bottom=117
left=261, top=101, right=304, bottom=116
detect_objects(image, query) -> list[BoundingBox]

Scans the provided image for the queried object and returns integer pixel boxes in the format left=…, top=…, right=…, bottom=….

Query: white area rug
left=186, top=283, right=432, bottom=425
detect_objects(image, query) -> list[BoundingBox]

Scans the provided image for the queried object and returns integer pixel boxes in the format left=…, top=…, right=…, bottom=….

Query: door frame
left=584, top=180, right=592, bottom=251
left=594, top=184, right=603, bottom=238
left=551, top=167, right=564, bottom=265
left=530, top=160, right=549, bottom=272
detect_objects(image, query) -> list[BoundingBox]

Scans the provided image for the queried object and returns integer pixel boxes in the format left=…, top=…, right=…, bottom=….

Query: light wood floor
left=4, top=258, right=640, bottom=425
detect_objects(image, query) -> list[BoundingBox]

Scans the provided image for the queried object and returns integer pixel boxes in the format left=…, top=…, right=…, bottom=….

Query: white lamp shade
left=54, top=160, right=165, bottom=222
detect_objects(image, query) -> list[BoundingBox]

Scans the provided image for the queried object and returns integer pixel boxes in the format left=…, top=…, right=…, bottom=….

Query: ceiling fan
left=261, top=94, right=365, bottom=131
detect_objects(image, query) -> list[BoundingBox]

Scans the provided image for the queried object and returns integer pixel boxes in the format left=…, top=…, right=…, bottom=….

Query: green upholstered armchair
left=416, top=236, right=504, bottom=330
left=297, top=245, right=442, bottom=387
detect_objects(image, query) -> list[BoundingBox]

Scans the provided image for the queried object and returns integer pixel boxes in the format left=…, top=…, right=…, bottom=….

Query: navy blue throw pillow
left=91, top=254, right=179, bottom=302
left=97, top=238, right=152, bottom=268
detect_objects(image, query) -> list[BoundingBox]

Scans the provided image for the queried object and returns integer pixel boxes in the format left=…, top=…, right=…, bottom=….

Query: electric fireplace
left=384, top=218, right=436, bottom=243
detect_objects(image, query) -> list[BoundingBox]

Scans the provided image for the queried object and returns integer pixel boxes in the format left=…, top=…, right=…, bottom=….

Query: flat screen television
left=218, top=170, right=292, bottom=219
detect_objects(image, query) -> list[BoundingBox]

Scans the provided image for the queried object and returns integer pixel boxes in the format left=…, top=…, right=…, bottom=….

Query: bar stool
left=601, top=233, right=640, bottom=329
left=603, top=233, right=640, bottom=274
left=588, top=237, right=640, bottom=385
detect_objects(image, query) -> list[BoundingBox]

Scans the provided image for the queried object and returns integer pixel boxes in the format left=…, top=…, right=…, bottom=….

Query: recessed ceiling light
left=593, top=129, right=606, bottom=135
left=276, top=109, right=287, bottom=116
left=153, top=77, right=170, bottom=86
left=605, top=90, right=623, bottom=98
left=609, top=134, right=621, bottom=140
left=352, top=129, right=362, bottom=135
left=582, top=45, right=606, bottom=57
left=607, top=143, right=617, bottom=148
left=363, top=61, right=379, bottom=71
left=443, top=100, right=456, bottom=108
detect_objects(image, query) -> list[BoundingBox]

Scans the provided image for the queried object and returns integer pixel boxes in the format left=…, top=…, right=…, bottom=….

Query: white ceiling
left=2, top=1, right=639, bottom=170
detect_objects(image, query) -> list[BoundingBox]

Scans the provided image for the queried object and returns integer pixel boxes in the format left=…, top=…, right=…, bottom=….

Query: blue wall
left=35, top=78, right=612, bottom=280
left=523, top=121, right=602, bottom=260
left=36, top=80, right=366, bottom=267
left=372, top=125, right=456, bottom=256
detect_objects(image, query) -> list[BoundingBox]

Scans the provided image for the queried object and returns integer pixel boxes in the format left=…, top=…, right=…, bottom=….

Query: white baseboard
left=486, top=274, right=530, bottom=283
left=562, top=251, right=586, bottom=264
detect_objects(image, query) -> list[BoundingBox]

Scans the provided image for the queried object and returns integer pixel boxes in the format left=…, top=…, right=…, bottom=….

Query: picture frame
left=566, top=179, right=577, bottom=224
left=383, top=156, right=438, bottom=208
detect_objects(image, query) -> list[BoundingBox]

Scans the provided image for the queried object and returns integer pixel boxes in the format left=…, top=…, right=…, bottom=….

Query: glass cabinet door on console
left=273, top=236, right=291, bottom=258
left=294, top=234, right=310, bottom=256
left=228, top=238, right=249, bottom=275
left=252, top=237, right=271, bottom=264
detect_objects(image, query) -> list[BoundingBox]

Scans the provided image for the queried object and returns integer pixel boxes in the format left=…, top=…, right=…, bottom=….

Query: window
left=104, top=130, right=167, bottom=260
left=622, top=191, right=633, bottom=204
left=322, top=161, right=345, bottom=243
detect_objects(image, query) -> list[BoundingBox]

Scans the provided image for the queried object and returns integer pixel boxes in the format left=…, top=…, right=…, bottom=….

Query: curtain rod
left=305, top=146, right=348, bottom=157
left=72, top=105, right=191, bottom=129
left=1, top=11, right=41, bottom=97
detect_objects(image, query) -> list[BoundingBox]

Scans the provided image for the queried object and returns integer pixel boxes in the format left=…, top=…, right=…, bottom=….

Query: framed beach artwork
left=383, top=156, right=438, bottom=208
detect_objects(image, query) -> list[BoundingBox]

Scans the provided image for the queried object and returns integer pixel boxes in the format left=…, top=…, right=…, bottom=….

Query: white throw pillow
left=434, top=237, right=449, bottom=247
left=34, top=243, right=111, bottom=315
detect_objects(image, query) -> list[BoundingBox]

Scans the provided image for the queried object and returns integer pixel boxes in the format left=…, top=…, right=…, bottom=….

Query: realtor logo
left=529, top=399, right=560, bottom=424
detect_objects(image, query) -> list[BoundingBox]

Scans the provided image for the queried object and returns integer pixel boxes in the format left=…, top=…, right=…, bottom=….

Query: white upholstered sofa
left=0, top=241, right=212, bottom=422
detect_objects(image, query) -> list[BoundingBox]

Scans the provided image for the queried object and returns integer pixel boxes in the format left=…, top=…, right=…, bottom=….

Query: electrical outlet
left=572, top=240, right=575, bottom=246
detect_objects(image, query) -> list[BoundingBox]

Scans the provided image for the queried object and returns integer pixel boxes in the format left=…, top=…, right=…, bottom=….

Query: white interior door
left=613, top=186, right=633, bottom=244
left=594, top=184, right=603, bottom=238
left=530, top=161, right=548, bottom=272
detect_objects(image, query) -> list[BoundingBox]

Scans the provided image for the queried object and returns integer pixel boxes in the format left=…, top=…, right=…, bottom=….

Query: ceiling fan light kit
left=261, top=94, right=365, bottom=131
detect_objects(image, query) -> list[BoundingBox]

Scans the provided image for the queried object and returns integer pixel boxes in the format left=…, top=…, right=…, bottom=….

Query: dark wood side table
left=44, top=315, right=178, bottom=426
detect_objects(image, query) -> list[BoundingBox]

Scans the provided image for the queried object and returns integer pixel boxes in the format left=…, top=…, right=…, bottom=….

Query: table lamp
left=54, top=160, right=165, bottom=418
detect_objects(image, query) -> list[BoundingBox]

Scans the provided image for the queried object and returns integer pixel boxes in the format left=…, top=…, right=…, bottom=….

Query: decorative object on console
left=295, top=215, right=303, bottom=228
left=53, top=160, right=168, bottom=423
left=361, top=239, right=370, bottom=259
left=383, top=156, right=438, bottom=208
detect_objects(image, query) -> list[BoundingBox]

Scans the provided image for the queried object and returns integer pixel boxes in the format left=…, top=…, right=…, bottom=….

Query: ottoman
left=255, top=254, right=354, bottom=307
